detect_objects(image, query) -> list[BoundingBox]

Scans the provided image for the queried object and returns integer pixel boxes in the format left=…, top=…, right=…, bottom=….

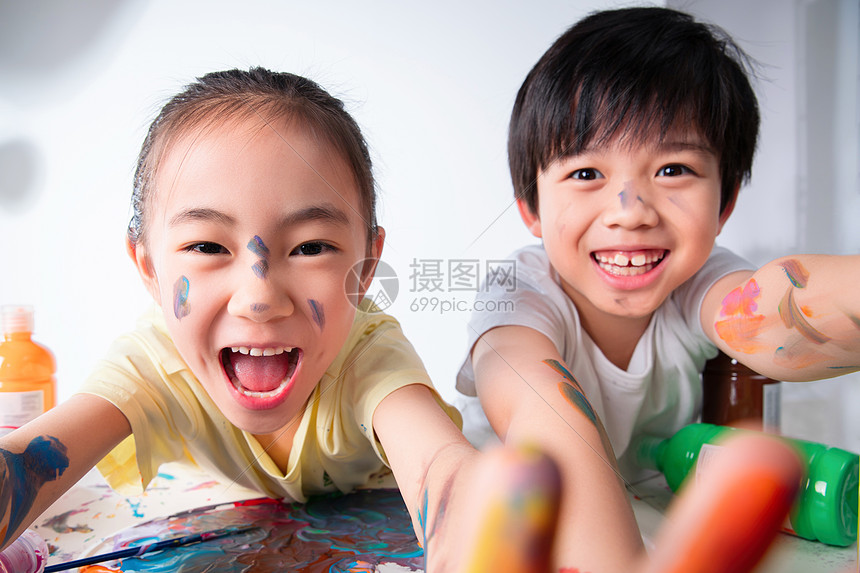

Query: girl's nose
left=601, top=186, right=659, bottom=229
left=227, top=252, right=295, bottom=322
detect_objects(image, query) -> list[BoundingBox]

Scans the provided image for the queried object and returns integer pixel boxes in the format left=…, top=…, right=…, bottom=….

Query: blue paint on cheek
left=308, top=299, right=325, bottom=330
left=173, top=276, right=191, bottom=319
left=0, top=436, right=69, bottom=544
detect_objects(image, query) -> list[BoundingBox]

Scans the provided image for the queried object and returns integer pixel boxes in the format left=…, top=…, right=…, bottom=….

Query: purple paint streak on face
left=173, top=276, right=191, bottom=319
left=248, top=236, right=270, bottom=279
left=308, top=299, right=325, bottom=330
left=618, top=186, right=643, bottom=210
left=250, top=303, right=270, bottom=313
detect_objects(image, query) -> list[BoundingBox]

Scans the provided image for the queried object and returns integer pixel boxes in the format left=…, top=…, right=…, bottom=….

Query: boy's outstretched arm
left=702, top=254, right=860, bottom=381
left=461, top=431, right=803, bottom=573
left=471, top=325, right=643, bottom=572
left=0, top=393, right=130, bottom=551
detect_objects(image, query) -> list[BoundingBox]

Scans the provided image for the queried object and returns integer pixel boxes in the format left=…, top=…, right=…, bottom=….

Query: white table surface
left=32, top=464, right=858, bottom=572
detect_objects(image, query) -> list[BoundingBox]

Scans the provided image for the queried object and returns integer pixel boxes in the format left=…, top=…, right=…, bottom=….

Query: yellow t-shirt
left=78, top=302, right=461, bottom=501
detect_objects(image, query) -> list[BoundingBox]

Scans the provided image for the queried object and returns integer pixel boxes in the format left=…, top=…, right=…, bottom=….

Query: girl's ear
left=358, top=226, right=386, bottom=294
left=517, top=198, right=543, bottom=238
left=126, top=237, right=162, bottom=305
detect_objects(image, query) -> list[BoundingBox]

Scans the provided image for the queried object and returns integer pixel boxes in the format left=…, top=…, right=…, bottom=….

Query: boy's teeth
left=613, top=254, right=629, bottom=266
left=631, top=254, right=646, bottom=266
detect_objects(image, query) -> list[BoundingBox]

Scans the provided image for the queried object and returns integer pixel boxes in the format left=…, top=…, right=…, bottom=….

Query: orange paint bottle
left=0, top=305, right=56, bottom=437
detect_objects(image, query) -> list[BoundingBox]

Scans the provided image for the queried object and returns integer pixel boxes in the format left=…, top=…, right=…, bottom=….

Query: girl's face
left=134, top=117, right=381, bottom=435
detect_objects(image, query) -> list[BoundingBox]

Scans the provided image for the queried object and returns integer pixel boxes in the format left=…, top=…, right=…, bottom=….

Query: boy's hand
left=462, top=433, right=803, bottom=573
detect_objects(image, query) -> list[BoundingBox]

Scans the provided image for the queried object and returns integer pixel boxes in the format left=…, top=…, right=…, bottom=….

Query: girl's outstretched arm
left=702, top=254, right=860, bottom=381
left=0, top=393, right=131, bottom=551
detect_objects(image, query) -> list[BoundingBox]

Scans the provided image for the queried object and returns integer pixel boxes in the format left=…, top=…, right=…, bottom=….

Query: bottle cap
left=804, top=446, right=859, bottom=546
left=1, top=305, right=34, bottom=334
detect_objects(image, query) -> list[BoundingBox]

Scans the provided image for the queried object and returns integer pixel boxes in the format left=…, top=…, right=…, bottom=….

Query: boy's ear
left=516, top=198, right=543, bottom=238
left=716, top=184, right=740, bottom=234
left=126, top=236, right=162, bottom=305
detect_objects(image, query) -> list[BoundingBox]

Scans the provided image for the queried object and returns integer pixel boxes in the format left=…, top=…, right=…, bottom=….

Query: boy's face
left=519, top=131, right=732, bottom=327
left=133, top=117, right=381, bottom=435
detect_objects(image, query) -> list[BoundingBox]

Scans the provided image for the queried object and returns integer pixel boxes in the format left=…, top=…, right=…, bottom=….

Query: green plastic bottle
left=636, top=422, right=859, bottom=547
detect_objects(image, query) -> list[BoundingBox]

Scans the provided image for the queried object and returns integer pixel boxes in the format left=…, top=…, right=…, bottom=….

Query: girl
left=0, top=67, right=478, bottom=570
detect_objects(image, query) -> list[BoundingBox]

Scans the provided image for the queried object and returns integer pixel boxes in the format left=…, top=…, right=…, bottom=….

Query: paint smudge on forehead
left=308, top=299, right=325, bottom=330
left=173, top=276, right=191, bottom=319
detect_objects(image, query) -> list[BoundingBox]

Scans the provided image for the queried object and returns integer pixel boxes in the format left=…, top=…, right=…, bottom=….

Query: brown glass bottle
left=701, top=351, right=781, bottom=432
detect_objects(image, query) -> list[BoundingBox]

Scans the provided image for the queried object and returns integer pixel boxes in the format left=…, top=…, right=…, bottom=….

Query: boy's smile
left=520, top=132, right=732, bottom=345
left=132, top=116, right=380, bottom=435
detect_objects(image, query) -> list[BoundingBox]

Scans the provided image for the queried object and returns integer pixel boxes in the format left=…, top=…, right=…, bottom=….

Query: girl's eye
left=569, top=168, right=603, bottom=181
left=657, top=164, right=693, bottom=177
left=187, top=242, right=229, bottom=255
left=292, top=242, right=335, bottom=256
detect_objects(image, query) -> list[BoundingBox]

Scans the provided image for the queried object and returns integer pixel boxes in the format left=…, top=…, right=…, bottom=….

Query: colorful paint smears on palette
left=79, top=490, right=423, bottom=572
left=714, top=279, right=766, bottom=353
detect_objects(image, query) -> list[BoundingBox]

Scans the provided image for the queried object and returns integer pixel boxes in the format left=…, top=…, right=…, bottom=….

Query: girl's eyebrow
left=169, top=207, right=236, bottom=227
left=279, top=204, right=350, bottom=228
left=168, top=204, right=351, bottom=228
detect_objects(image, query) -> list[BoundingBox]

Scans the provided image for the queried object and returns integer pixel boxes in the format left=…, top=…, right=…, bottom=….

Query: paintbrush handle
left=43, top=526, right=255, bottom=572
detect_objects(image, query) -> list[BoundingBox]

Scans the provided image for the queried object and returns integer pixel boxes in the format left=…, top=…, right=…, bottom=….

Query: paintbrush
left=43, top=525, right=258, bottom=572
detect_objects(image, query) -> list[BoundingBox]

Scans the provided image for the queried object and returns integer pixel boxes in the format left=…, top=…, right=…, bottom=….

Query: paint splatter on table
left=77, top=490, right=422, bottom=572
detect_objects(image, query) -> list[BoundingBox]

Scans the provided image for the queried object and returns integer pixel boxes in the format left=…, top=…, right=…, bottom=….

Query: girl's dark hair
left=129, top=67, right=377, bottom=247
left=509, top=7, right=760, bottom=214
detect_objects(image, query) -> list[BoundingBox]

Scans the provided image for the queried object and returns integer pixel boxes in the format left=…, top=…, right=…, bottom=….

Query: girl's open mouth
left=220, top=346, right=301, bottom=407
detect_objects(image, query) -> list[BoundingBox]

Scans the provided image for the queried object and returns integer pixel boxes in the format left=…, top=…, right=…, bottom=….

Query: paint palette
left=79, top=489, right=424, bottom=572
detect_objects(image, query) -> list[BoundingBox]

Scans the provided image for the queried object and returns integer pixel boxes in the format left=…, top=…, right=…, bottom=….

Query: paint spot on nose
left=248, top=236, right=270, bottom=279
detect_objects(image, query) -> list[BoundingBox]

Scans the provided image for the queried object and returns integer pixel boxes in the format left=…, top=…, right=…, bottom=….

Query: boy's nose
left=601, top=186, right=659, bottom=229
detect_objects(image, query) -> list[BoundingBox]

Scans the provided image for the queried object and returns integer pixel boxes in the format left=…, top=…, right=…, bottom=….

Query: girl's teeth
left=613, top=254, right=629, bottom=266
left=631, top=254, right=646, bottom=266
left=230, top=346, right=294, bottom=355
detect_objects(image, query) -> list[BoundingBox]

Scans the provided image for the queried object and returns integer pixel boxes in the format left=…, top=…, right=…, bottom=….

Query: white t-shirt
left=456, top=244, right=753, bottom=480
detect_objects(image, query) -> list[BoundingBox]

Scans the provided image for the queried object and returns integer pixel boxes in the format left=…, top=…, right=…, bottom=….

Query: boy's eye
left=569, top=168, right=603, bottom=181
left=657, top=164, right=693, bottom=177
left=186, top=242, right=229, bottom=255
left=291, top=242, right=335, bottom=256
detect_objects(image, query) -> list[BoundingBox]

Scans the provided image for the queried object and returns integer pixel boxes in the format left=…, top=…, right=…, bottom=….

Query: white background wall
left=1, top=0, right=857, bottom=448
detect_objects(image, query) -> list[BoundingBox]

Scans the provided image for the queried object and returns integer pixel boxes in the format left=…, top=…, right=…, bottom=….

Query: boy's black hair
left=509, top=7, right=759, bottom=215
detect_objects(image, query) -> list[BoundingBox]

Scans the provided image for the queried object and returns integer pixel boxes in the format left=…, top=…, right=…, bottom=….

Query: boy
left=457, top=7, right=860, bottom=572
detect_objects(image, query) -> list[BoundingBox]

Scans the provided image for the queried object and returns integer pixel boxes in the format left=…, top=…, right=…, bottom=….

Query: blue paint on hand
left=0, top=435, right=70, bottom=544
